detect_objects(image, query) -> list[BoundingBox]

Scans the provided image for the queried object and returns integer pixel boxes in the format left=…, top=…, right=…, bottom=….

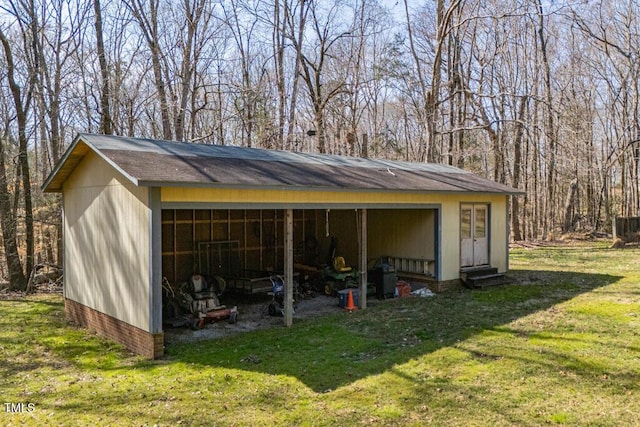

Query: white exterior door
left=460, top=204, right=489, bottom=268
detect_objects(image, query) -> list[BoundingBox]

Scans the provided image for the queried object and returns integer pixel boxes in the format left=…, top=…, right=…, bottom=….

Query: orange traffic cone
left=345, top=289, right=357, bottom=312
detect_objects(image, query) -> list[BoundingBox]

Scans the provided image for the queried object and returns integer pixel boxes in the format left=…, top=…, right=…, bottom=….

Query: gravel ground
left=163, top=292, right=349, bottom=344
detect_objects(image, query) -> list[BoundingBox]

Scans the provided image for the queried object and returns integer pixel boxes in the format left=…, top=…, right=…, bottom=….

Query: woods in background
left=0, top=0, right=638, bottom=288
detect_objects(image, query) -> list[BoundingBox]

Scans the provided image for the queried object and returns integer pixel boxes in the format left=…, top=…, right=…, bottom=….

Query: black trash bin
left=369, top=257, right=397, bottom=299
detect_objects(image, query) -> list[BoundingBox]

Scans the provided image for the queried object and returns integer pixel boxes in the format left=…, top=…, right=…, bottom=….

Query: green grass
left=2, top=241, right=640, bottom=426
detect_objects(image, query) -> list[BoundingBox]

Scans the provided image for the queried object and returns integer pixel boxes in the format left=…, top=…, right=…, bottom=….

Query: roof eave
left=42, top=134, right=83, bottom=193
left=138, top=179, right=524, bottom=195
left=42, top=133, right=140, bottom=193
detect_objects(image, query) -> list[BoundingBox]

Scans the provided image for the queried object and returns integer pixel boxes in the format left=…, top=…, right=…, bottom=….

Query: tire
left=229, top=311, right=238, bottom=324
left=163, top=300, right=180, bottom=320
left=324, top=281, right=336, bottom=296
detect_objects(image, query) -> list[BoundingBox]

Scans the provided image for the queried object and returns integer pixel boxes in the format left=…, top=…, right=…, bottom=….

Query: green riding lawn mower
left=322, top=255, right=360, bottom=295
left=320, top=236, right=361, bottom=295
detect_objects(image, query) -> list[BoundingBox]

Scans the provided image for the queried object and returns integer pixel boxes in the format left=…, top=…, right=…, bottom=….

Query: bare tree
left=221, top=0, right=261, bottom=147
left=571, top=1, right=640, bottom=219
left=0, top=27, right=32, bottom=289
left=94, top=0, right=113, bottom=135
left=124, top=0, right=173, bottom=140
left=284, top=0, right=308, bottom=150
left=297, top=1, right=352, bottom=154
left=165, top=0, right=212, bottom=141
left=536, top=0, right=558, bottom=238
left=3, top=0, right=640, bottom=283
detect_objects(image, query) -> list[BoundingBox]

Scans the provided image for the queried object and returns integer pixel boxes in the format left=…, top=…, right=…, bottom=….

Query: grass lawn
left=2, top=241, right=639, bottom=426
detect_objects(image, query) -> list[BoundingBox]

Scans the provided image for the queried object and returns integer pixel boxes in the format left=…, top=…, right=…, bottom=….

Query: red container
left=395, top=281, right=412, bottom=297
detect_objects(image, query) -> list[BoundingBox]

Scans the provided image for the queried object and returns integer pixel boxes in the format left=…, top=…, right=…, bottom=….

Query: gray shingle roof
left=43, top=133, right=522, bottom=195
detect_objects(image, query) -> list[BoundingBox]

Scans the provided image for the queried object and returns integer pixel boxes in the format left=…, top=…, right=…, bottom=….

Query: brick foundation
left=398, top=276, right=463, bottom=293
left=429, top=279, right=462, bottom=293
left=65, top=298, right=164, bottom=359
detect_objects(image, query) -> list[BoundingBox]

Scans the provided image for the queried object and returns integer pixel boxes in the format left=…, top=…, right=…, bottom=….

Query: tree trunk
left=562, top=179, right=579, bottom=233
left=314, top=103, right=327, bottom=154
left=126, top=0, right=172, bottom=140
left=511, top=96, right=527, bottom=241
left=0, top=134, right=27, bottom=290
left=403, top=0, right=430, bottom=161
left=361, top=133, right=368, bottom=158
left=0, top=29, right=33, bottom=288
left=273, top=0, right=286, bottom=150
left=94, top=0, right=113, bottom=135
left=286, top=0, right=307, bottom=151
left=537, top=0, right=556, bottom=236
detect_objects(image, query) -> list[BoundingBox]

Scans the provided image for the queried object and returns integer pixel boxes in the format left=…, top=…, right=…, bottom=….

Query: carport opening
left=160, top=208, right=438, bottom=330
left=162, top=209, right=330, bottom=289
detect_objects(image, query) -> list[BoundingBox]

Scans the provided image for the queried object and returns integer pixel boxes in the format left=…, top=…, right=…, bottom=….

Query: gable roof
left=43, top=133, right=522, bottom=195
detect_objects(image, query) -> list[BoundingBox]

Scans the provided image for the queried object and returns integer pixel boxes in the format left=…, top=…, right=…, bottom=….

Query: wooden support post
left=149, top=188, right=163, bottom=334
left=284, top=209, right=294, bottom=326
left=359, top=208, right=368, bottom=309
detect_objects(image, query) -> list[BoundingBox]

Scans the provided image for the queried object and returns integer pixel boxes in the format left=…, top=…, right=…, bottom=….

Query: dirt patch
left=0, top=281, right=62, bottom=300
left=509, top=234, right=612, bottom=249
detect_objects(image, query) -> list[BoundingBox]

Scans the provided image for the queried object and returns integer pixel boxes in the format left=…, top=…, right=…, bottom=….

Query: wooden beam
left=359, top=208, right=368, bottom=309
left=284, top=208, right=294, bottom=326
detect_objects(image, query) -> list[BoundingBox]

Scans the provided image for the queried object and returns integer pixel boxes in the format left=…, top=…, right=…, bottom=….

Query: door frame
left=460, top=203, right=490, bottom=268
